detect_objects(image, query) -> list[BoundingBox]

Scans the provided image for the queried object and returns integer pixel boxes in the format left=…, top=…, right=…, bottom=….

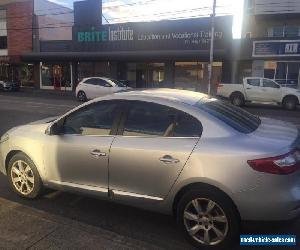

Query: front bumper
left=0, top=139, right=10, bottom=175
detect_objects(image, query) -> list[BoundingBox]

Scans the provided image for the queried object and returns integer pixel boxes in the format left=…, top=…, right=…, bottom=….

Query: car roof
left=111, top=88, right=209, bottom=106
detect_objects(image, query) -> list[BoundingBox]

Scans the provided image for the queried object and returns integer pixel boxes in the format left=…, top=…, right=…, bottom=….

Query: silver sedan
left=1, top=89, right=300, bottom=249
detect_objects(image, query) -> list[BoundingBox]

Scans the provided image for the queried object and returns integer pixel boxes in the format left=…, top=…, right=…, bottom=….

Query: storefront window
left=148, top=63, right=164, bottom=88
left=77, top=62, right=110, bottom=81
left=287, top=62, right=300, bottom=85
left=175, top=62, right=222, bottom=94
left=41, top=63, right=72, bottom=90
left=21, top=64, right=34, bottom=87
left=127, top=63, right=165, bottom=88
left=264, top=61, right=276, bottom=79
left=77, top=62, right=94, bottom=81
left=175, top=62, right=204, bottom=91
left=264, top=61, right=300, bottom=86
left=275, top=62, right=287, bottom=84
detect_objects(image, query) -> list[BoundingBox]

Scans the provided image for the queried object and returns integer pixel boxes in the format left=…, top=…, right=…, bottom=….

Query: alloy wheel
left=183, top=198, right=229, bottom=245
left=233, top=97, right=241, bottom=106
left=78, top=91, right=86, bottom=102
left=10, top=160, right=34, bottom=195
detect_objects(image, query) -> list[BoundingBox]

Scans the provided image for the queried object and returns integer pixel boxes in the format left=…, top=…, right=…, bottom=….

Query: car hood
left=248, top=117, right=299, bottom=151
left=6, top=116, right=59, bottom=136
left=29, top=116, right=59, bottom=125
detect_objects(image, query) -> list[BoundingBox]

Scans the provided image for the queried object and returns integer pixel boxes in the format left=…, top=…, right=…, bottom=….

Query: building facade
left=0, top=0, right=33, bottom=85
left=0, top=0, right=72, bottom=87
left=236, top=0, right=300, bottom=87
left=23, top=0, right=233, bottom=94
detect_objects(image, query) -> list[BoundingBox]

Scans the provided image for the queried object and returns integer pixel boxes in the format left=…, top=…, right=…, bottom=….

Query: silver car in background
left=1, top=89, right=300, bottom=249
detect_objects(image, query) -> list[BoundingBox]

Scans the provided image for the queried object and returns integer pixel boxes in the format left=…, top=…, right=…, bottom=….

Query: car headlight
left=0, top=133, right=9, bottom=143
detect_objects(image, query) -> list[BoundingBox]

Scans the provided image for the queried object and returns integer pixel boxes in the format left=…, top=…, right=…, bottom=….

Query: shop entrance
left=126, top=63, right=165, bottom=88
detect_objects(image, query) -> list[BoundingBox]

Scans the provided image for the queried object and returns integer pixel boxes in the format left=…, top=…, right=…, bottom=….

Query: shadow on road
left=0, top=174, right=299, bottom=250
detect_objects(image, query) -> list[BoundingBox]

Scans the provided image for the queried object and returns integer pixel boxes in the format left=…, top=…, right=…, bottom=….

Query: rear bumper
left=233, top=173, right=300, bottom=221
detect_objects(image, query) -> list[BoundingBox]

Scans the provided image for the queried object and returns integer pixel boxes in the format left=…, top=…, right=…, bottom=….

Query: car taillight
left=247, top=149, right=300, bottom=175
left=217, top=83, right=223, bottom=89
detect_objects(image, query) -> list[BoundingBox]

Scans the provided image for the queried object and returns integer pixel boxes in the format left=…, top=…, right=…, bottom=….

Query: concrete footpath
left=0, top=197, right=162, bottom=250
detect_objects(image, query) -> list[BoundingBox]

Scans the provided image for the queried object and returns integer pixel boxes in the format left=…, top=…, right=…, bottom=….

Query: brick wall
left=6, top=0, right=33, bottom=61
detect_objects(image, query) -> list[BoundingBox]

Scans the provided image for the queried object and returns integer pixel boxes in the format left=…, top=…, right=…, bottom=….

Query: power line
left=102, top=14, right=110, bottom=24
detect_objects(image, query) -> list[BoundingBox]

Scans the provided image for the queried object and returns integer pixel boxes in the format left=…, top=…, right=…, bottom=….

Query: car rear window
left=195, top=99, right=261, bottom=134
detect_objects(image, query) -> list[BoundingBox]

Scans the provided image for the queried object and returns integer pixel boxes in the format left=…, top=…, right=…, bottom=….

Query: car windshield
left=108, top=78, right=127, bottom=87
left=195, top=99, right=261, bottom=134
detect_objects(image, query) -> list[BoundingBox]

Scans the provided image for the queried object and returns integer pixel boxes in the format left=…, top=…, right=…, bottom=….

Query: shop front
left=40, top=62, right=72, bottom=90
left=252, top=40, right=300, bottom=87
left=0, top=56, right=34, bottom=87
left=22, top=0, right=233, bottom=93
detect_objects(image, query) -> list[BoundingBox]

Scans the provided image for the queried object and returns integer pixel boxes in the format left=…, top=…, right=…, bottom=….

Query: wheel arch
left=5, top=150, right=43, bottom=179
left=282, top=94, right=300, bottom=104
left=229, top=91, right=244, bottom=100
left=5, top=150, right=22, bottom=174
left=172, top=182, right=241, bottom=221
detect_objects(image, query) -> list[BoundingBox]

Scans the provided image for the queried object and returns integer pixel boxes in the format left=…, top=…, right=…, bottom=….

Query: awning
left=22, top=49, right=229, bottom=62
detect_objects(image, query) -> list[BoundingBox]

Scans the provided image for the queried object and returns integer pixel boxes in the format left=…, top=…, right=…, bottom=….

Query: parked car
left=1, top=89, right=300, bottom=249
left=75, top=77, right=130, bottom=101
left=0, top=80, right=20, bottom=92
left=217, top=77, right=300, bottom=110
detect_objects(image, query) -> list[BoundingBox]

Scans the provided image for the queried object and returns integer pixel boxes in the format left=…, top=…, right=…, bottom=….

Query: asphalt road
left=0, top=91, right=300, bottom=250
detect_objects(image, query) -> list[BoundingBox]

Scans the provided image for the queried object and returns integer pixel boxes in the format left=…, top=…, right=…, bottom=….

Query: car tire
left=177, top=187, right=240, bottom=250
left=283, top=96, right=297, bottom=110
left=77, top=91, right=87, bottom=102
left=7, top=152, right=43, bottom=199
left=230, top=93, right=245, bottom=107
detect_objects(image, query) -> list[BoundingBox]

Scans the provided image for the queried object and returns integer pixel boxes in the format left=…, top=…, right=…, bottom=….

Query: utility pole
left=208, top=0, right=216, bottom=97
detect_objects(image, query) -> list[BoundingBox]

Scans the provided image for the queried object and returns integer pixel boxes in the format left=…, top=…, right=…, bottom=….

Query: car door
left=81, top=78, right=99, bottom=99
left=44, top=100, right=122, bottom=195
left=244, top=78, right=264, bottom=101
left=261, top=78, right=281, bottom=102
left=108, top=100, right=201, bottom=201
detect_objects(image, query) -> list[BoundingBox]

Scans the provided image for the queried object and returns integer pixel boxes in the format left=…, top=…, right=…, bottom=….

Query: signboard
left=253, top=40, right=300, bottom=57
left=73, top=16, right=232, bottom=52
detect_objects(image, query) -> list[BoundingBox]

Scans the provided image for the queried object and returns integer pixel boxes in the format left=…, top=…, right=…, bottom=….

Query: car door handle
left=246, top=87, right=251, bottom=89
left=90, top=149, right=106, bottom=158
left=159, top=155, right=180, bottom=164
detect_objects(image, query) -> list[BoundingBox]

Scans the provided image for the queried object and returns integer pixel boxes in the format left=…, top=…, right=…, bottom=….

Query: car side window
left=83, top=78, right=96, bottom=85
left=63, top=101, right=119, bottom=136
left=247, top=79, right=260, bottom=86
left=94, top=79, right=112, bottom=87
left=173, top=111, right=202, bottom=137
left=262, top=79, right=279, bottom=88
left=123, top=101, right=202, bottom=137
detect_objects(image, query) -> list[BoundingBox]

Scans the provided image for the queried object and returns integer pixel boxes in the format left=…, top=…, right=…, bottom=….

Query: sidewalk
left=0, top=197, right=162, bottom=250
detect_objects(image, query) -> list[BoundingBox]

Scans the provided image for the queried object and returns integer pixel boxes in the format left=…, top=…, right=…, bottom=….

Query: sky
left=48, top=0, right=245, bottom=39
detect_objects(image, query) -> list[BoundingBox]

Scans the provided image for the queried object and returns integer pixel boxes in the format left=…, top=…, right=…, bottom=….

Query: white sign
left=285, top=43, right=298, bottom=54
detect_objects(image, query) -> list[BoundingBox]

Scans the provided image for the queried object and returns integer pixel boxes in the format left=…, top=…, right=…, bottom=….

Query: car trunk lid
left=249, top=117, right=299, bottom=150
